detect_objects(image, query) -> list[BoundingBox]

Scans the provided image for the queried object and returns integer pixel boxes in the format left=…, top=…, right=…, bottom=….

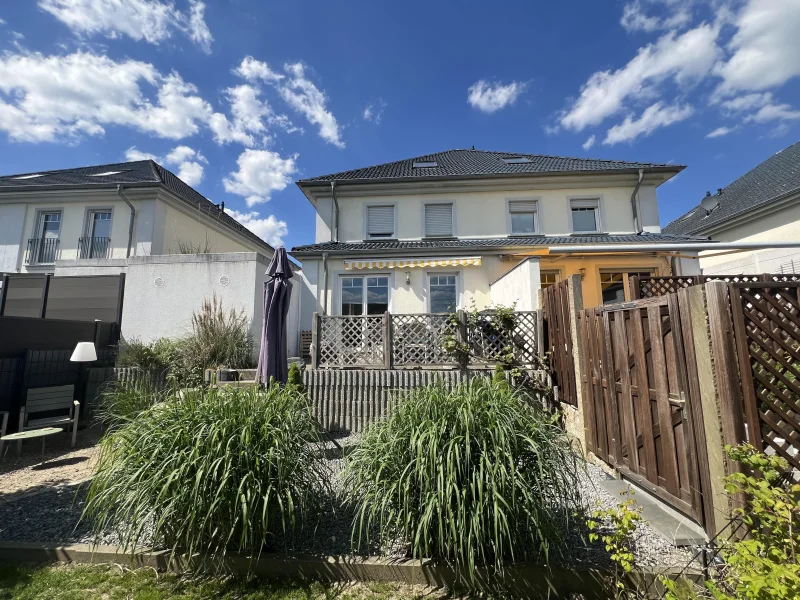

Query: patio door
left=36, top=211, right=61, bottom=264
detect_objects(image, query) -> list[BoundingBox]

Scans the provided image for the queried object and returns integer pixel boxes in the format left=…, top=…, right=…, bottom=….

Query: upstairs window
left=366, top=205, right=395, bottom=239
left=508, top=199, right=538, bottom=235
left=570, top=198, right=601, bottom=233
left=424, top=203, right=453, bottom=237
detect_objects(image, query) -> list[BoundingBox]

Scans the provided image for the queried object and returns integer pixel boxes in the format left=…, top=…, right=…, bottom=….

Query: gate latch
left=679, top=391, right=687, bottom=420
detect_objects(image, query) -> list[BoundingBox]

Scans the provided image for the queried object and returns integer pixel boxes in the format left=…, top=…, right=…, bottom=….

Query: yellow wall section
left=161, top=204, right=251, bottom=254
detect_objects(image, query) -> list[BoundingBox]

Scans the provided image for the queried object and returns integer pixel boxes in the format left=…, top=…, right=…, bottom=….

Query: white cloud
left=719, top=92, right=773, bottom=112
left=559, top=24, right=719, bottom=132
left=467, top=80, right=526, bottom=113
left=39, top=0, right=213, bottom=52
left=715, top=0, right=800, bottom=95
left=582, top=135, right=596, bottom=150
left=232, top=57, right=342, bottom=147
left=124, top=147, right=158, bottom=161
left=223, top=149, right=297, bottom=206
left=224, top=208, right=288, bottom=248
left=124, top=144, right=206, bottom=186
left=278, top=63, right=343, bottom=148
left=603, top=102, right=693, bottom=145
left=363, top=99, right=387, bottom=124
left=706, top=126, right=735, bottom=138
left=745, top=103, right=800, bottom=124
left=210, top=84, right=298, bottom=147
left=0, top=51, right=214, bottom=142
left=620, top=0, right=693, bottom=33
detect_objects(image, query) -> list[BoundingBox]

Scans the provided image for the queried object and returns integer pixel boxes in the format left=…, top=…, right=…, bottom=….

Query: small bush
left=287, top=362, right=305, bottom=392
left=343, top=378, right=582, bottom=581
left=94, top=376, right=169, bottom=430
left=84, top=385, right=328, bottom=564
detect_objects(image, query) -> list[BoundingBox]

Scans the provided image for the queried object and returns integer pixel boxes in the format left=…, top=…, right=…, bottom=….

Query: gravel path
left=0, top=432, right=694, bottom=572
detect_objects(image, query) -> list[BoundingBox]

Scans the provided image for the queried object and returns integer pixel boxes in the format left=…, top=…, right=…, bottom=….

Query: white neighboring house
left=0, top=160, right=300, bottom=356
left=291, top=148, right=702, bottom=333
left=664, top=141, right=800, bottom=274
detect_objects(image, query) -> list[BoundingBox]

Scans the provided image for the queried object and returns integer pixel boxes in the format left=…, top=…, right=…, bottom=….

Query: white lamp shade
left=70, top=341, right=98, bottom=362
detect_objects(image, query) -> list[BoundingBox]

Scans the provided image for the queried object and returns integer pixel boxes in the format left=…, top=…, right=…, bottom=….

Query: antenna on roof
left=700, top=193, right=720, bottom=216
left=471, top=145, right=475, bottom=150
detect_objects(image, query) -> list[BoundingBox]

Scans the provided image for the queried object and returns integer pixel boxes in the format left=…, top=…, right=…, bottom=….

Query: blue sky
left=0, top=0, right=798, bottom=249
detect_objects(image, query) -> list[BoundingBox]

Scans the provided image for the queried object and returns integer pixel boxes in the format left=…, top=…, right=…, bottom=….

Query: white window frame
left=425, top=271, right=463, bottom=313
left=335, top=272, right=393, bottom=316
left=83, top=207, right=114, bottom=238
left=506, top=197, right=539, bottom=236
left=569, top=196, right=603, bottom=233
left=35, top=209, right=63, bottom=240
left=363, top=203, right=397, bottom=240
left=422, top=202, right=455, bottom=238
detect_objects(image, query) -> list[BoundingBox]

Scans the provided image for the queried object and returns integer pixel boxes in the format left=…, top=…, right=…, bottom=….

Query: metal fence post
left=456, top=309, right=468, bottom=369
left=310, top=312, right=319, bottom=370
left=383, top=312, right=392, bottom=369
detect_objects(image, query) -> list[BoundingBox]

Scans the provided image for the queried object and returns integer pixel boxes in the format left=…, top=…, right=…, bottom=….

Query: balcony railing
left=78, top=236, right=112, bottom=259
left=25, top=238, right=60, bottom=265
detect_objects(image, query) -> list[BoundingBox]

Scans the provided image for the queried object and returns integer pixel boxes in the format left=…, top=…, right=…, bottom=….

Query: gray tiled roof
left=297, top=149, right=684, bottom=184
left=0, top=160, right=273, bottom=252
left=664, top=141, right=800, bottom=235
left=291, top=233, right=708, bottom=255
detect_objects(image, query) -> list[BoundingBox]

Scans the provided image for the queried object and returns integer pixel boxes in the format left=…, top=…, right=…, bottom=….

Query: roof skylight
left=412, top=161, right=438, bottom=168
left=502, top=157, right=532, bottom=164
left=88, top=171, right=123, bottom=177
left=11, top=173, right=45, bottom=180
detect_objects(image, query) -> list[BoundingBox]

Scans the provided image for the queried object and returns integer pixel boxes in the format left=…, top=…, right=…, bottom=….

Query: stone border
left=0, top=541, right=700, bottom=598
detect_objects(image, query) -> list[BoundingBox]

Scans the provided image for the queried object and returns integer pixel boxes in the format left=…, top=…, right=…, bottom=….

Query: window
left=502, top=156, right=532, bottom=164
left=366, top=205, right=395, bottom=239
left=600, top=270, right=653, bottom=305
left=88, top=171, right=124, bottom=177
left=412, top=161, right=438, bottom=168
left=424, top=203, right=453, bottom=237
left=508, top=199, right=537, bottom=235
left=540, top=271, right=560, bottom=289
left=88, top=211, right=112, bottom=239
left=340, top=276, right=389, bottom=315
left=429, top=274, right=458, bottom=313
left=12, top=173, right=44, bottom=180
left=570, top=198, right=600, bottom=233
left=82, top=210, right=112, bottom=258
left=31, top=211, right=61, bottom=264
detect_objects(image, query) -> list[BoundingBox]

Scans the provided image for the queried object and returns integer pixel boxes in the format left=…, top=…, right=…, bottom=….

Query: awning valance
left=344, top=256, right=482, bottom=270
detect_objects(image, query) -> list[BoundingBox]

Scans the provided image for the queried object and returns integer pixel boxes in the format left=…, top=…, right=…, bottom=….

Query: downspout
left=330, top=181, right=340, bottom=243
left=321, top=252, right=329, bottom=316
left=631, top=169, right=644, bottom=234
left=116, top=184, right=136, bottom=258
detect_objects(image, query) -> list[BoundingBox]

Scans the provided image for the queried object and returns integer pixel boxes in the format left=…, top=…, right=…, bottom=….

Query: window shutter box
left=424, top=204, right=453, bottom=237
left=508, top=200, right=538, bottom=213
left=367, top=206, right=394, bottom=237
left=570, top=198, right=599, bottom=209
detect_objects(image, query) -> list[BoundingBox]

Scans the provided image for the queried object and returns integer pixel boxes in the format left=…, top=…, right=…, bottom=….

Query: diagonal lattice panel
left=638, top=276, right=698, bottom=298
left=392, top=314, right=457, bottom=366
left=318, top=315, right=385, bottom=367
left=468, top=311, right=539, bottom=366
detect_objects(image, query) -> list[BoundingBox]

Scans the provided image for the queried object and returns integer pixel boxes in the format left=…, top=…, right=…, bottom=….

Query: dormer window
left=502, top=157, right=532, bottom=164
left=366, top=204, right=395, bottom=239
left=412, top=161, right=438, bottom=168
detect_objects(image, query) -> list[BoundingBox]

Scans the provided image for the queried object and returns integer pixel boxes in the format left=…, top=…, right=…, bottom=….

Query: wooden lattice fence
left=729, top=282, right=800, bottom=470
left=312, top=311, right=540, bottom=369
left=632, top=273, right=800, bottom=299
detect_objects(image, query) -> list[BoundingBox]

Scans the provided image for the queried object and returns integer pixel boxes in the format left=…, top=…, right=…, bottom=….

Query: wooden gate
left=729, top=282, right=800, bottom=469
left=579, top=294, right=706, bottom=525
left=543, top=280, right=577, bottom=406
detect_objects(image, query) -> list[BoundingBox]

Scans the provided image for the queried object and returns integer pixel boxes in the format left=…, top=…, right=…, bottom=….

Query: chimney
left=716, top=188, right=723, bottom=195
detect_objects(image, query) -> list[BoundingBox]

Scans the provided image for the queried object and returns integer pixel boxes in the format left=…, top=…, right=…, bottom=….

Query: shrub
left=84, top=385, right=328, bottom=564
left=343, top=378, right=582, bottom=581
left=116, top=338, right=164, bottom=371
left=286, top=362, right=305, bottom=392
left=94, top=376, right=169, bottom=430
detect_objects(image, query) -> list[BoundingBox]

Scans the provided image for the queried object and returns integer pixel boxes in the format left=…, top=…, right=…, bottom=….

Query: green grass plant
left=83, top=385, right=327, bottom=565
left=343, top=378, right=583, bottom=582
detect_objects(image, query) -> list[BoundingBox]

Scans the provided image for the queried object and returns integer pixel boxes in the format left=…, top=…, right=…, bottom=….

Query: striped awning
left=344, top=256, right=482, bottom=270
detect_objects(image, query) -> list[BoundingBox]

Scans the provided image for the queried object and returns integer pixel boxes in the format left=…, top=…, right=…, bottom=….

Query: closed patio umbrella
left=256, top=247, right=294, bottom=385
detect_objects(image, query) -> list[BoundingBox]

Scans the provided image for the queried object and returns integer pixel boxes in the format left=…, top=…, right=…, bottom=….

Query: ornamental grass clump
left=343, top=378, right=582, bottom=581
left=84, top=385, right=328, bottom=565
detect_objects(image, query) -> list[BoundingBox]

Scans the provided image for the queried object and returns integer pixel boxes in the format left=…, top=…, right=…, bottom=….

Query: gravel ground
left=0, top=432, right=694, bottom=572
left=0, top=427, right=102, bottom=501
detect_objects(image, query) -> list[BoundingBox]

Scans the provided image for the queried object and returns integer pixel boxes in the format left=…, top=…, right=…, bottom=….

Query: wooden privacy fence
left=579, top=293, right=708, bottom=528
left=631, top=273, right=800, bottom=299
left=729, top=282, right=800, bottom=470
left=311, top=311, right=541, bottom=370
left=302, top=369, right=548, bottom=433
left=543, top=279, right=577, bottom=406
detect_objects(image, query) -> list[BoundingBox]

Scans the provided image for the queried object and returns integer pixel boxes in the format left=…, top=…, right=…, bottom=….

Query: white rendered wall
left=489, top=258, right=542, bottom=311
left=0, top=204, right=25, bottom=272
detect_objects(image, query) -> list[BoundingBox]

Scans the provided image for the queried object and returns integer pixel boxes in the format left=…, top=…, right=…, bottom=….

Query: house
left=291, top=149, right=703, bottom=328
left=0, top=160, right=301, bottom=357
left=664, top=141, right=800, bottom=274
